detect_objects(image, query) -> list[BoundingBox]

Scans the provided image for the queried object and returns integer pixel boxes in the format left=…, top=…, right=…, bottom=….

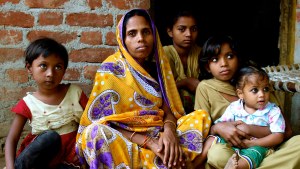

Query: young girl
left=195, top=35, right=241, bottom=121
left=214, top=66, right=285, bottom=169
left=163, top=10, right=201, bottom=113
left=195, top=35, right=300, bottom=169
left=5, top=37, right=88, bottom=169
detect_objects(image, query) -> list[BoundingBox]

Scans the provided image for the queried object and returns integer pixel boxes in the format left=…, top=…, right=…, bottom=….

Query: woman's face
left=124, top=15, right=154, bottom=64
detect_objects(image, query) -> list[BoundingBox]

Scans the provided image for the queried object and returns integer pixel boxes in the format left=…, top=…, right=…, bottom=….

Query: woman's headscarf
left=77, top=9, right=184, bottom=138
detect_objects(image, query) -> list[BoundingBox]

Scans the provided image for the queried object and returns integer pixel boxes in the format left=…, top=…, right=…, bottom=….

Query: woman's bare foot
left=224, top=153, right=238, bottom=169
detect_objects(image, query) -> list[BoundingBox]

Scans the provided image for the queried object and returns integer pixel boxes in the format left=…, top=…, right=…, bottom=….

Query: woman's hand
left=158, top=101, right=185, bottom=168
left=146, top=135, right=185, bottom=169
left=235, top=120, right=251, bottom=135
left=146, top=138, right=164, bottom=160
left=157, top=123, right=184, bottom=168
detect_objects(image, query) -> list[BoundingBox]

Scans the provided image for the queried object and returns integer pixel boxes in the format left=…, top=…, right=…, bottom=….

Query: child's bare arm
left=236, top=121, right=271, bottom=138
left=242, top=133, right=284, bottom=148
left=5, top=114, right=27, bottom=169
left=210, top=121, right=250, bottom=148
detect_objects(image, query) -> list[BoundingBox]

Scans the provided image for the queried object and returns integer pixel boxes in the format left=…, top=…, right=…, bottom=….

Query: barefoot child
left=215, top=66, right=285, bottom=169
left=5, top=37, right=88, bottom=169
left=195, top=35, right=299, bottom=169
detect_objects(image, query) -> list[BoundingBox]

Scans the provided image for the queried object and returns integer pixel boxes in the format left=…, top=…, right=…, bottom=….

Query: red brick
left=0, top=48, right=24, bottom=63
left=0, top=0, right=19, bottom=5
left=87, top=0, right=102, bottom=10
left=38, top=12, right=63, bottom=26
left=0, top=30, right=23, bottom=45
left=66, top=13, right=113, bottom=27
left=80, top=31, right=103, bottom=45
left=105, top=31, right=117, bottom=46
left=107, top=0, right=150, bottom=10
left=0, top=86, right=35, bottom=101
left=70, top=48, right=115, bottom=63
left=84, top=65, right=99, bottom=80
left=0, top=12, right=34, bottom=28
left=27, top=30, right=77, bottom=44
left=6, top=69, right=28, bottom=83
left=25, top=0, right=69, bottom=8
left=64, top=68, right=81, bottom=81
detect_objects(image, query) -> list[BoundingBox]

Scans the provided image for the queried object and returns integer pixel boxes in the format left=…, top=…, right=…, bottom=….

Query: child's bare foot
left=224, top=153, right=238, bottom=169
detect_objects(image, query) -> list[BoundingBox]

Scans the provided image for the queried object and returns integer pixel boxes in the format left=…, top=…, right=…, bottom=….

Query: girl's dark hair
left=166, top=10, right=198, bottom=30
left=25, top=37, right=68, bottom=69
left=122, top=9, right=152, bottom=41
left=234, top=65, right=269, bottom=90
left=198, top=35, right=242, bottom=80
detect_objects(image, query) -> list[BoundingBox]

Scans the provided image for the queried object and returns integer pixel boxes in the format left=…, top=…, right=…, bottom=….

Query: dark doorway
left=150, top=0, right=281, bottom=67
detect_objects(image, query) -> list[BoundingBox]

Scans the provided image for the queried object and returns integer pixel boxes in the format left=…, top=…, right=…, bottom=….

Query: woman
left=76, top=9, right=211, bottom=169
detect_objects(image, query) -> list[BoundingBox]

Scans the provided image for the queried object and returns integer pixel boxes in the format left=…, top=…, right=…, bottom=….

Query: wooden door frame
left=279, top=0, right=296, bottom=65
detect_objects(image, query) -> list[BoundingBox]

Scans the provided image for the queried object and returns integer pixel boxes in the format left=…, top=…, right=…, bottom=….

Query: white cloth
left=23, top=84, right=84, bottom=135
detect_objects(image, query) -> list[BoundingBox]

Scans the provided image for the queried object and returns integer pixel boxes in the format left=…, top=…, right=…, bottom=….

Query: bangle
left=139, top=135, right=148, bottom=148
left=140, top=135, right=152, bottom=148
left=164, top=120, right=177, bottom=128
left=129, top=131, right=136, bottom=142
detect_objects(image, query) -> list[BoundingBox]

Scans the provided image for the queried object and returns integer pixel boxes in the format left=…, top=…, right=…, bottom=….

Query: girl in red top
left=5, top=37, right=88, bottom=169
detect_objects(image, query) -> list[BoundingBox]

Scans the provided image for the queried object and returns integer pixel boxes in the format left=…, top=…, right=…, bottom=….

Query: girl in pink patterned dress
left=211, top=66, right=285, bottom=169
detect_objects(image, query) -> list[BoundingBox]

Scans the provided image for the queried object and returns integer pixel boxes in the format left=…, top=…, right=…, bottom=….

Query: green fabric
left=195, top=78, right=236, bottom=121
left=219, top=137, right=268, bottom=169
left=206, top=135, right=300, bottom=169
left=164, top=45, right=201, bottom=113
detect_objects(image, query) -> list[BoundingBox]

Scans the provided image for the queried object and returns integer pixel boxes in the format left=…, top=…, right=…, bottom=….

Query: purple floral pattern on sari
left=84, top=124, right=115, bottom=169
left=88, top=90, right=119, bottom=122
left=134, top=68, right=160, bottom=92
left=134, top=92, right=155, bottom=108
left=90, top=152, right=113, bottom=169
left=127, top=62, right=161, bottom=97
left=75, top=146, right=86, bottom=165
left=99, top=61, right=125, bottom=77
left=139, top=110, right=158, bottom=116
left=154, top=156, right=168, bottom=169
left=179, top=130, right=203, bottom=153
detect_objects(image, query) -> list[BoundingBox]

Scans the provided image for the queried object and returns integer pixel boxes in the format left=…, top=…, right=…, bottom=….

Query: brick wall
left=0, top=0, right=150, bottom=156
